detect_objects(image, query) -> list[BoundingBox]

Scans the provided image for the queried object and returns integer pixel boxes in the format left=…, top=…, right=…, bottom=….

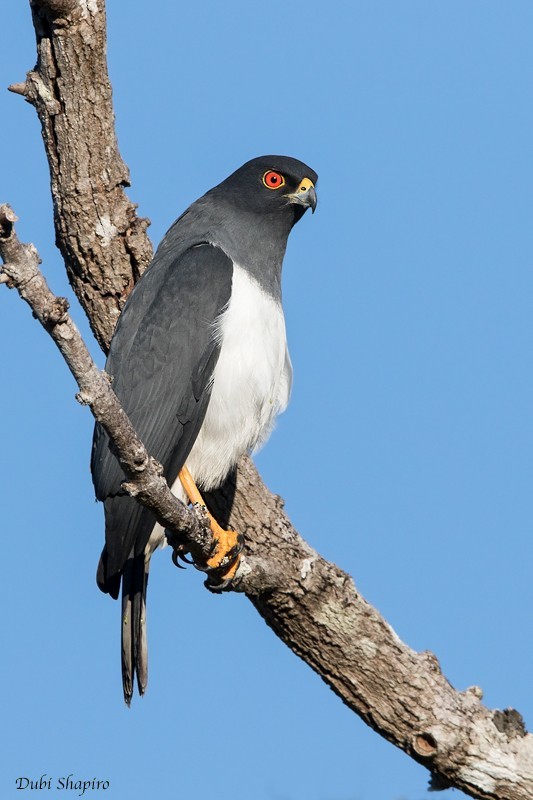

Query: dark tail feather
left=134, top=554, right=150, bottom=696
left=97, top=546, right=122, bottom=600
left=121, top=553, right=150, bottom=705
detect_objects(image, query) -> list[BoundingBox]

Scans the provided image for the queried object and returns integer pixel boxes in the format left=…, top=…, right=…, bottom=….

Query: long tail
left=121, top=552, right=150, bottom=705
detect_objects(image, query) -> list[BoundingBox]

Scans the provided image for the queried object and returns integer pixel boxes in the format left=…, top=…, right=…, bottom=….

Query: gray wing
left=91, top=243, right=233, bottom=595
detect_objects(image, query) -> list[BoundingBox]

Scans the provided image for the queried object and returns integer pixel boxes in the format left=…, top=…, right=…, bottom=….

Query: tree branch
left=0, top=204, right=216, bottom=566
left=2, top=210, right=533, bottom=800
left=25, top=0, right=153, bottom=352
left=2, top=1, right=532, bottom=798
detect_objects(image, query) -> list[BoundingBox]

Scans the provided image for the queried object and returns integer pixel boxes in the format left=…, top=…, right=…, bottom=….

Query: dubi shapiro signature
left=15, top=775, right=110, bottom=796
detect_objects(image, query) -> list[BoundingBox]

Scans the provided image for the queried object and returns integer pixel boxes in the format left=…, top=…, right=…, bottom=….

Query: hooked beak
left=287, top=177, right=317, bottom=213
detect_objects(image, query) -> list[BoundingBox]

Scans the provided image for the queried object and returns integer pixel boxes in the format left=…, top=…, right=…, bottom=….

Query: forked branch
left=2, top=1, right=532, bottom=798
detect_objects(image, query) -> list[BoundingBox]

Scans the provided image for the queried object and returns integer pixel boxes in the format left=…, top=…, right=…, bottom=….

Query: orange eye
left=263, top=170, right=285, bottom=190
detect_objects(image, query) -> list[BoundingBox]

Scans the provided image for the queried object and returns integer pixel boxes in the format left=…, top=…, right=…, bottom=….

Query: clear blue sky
left=1, top=3, right=532, bottom=799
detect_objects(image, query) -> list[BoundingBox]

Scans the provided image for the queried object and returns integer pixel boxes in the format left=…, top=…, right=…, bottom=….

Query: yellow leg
left=178, top=466, right=241, bottom=579
left=179, top=465, right=205, bottom=505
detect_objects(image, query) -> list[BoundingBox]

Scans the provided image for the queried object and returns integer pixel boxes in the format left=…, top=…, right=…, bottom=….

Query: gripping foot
left=178, top=466, right=243, bottom=587
left=205, top=518, right=243, bottom=574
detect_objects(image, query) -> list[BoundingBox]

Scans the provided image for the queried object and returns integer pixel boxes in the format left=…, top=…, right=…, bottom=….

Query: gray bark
left=1, top=2, right=532, bottom=798
left=21, top=0, right=153, bottom=351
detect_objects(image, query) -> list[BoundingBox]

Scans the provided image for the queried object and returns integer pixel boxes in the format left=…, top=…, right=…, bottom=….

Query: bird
left=91, top=155, right=318, bottom=704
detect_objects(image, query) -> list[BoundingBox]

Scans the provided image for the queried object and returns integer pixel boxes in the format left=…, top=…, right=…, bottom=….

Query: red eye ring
left=263, top=170, right=286, bottom=190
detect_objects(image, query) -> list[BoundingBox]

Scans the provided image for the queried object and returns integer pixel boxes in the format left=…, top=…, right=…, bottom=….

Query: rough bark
left=16, top=0, right=153, bottom=351
left=0, top=204, right=217, bottom=568
left=2, top=2, right=532, bottom=799
left=211, top=463, right=533, bottom=800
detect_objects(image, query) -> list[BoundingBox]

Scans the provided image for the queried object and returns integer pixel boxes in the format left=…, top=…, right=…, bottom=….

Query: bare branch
left=7, top=82, right=28, bottom=96
left=0, top=204, right=212, bottom=563
left=2, top=204, right=533, bottom=800
left=3, top=1, right=531, bottom=798
left=26, top=0, right=153, bottom=351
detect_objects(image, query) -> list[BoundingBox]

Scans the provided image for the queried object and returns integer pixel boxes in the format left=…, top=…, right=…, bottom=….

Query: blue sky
left=1, top=2, right=532, bottom=799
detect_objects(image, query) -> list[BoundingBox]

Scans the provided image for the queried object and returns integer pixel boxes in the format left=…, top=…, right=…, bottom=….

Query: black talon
left=192, top=560, right=210, bottom=574
left=170, top=527, right=244, bottom=587
left=171, top=549, right=186, bottom=569
left=170, top=541, right=194, bottom=569
left=204, top=574, right=235, bottom=593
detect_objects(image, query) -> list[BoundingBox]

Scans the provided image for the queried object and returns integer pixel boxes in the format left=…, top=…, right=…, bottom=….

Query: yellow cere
left=296, top=177, right=315, bottom=193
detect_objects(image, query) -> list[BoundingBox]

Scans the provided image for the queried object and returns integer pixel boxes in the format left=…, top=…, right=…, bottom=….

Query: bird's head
left=213, top=155, right=318, bottom=224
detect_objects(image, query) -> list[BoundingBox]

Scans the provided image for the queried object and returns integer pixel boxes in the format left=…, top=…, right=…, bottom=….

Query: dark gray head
left=209, top=155, right=318, bottom=222
left=159, top=155, right=318, bottom=297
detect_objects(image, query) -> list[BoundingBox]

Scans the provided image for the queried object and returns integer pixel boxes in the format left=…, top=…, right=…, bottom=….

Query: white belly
left=183, top=263, right=292, bottom=491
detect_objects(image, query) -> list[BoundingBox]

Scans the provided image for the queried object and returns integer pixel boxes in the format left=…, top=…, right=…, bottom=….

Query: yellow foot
left=177, top=466, right=243, bottom=585
left=205, top=518, right=243, bottom=581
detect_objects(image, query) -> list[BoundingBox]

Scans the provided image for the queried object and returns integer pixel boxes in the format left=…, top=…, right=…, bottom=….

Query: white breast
left=184, top=264, right=292, bottom=491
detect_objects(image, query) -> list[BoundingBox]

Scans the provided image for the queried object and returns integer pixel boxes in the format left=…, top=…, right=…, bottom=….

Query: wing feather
left=91, top=243, right=233, bottom=590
